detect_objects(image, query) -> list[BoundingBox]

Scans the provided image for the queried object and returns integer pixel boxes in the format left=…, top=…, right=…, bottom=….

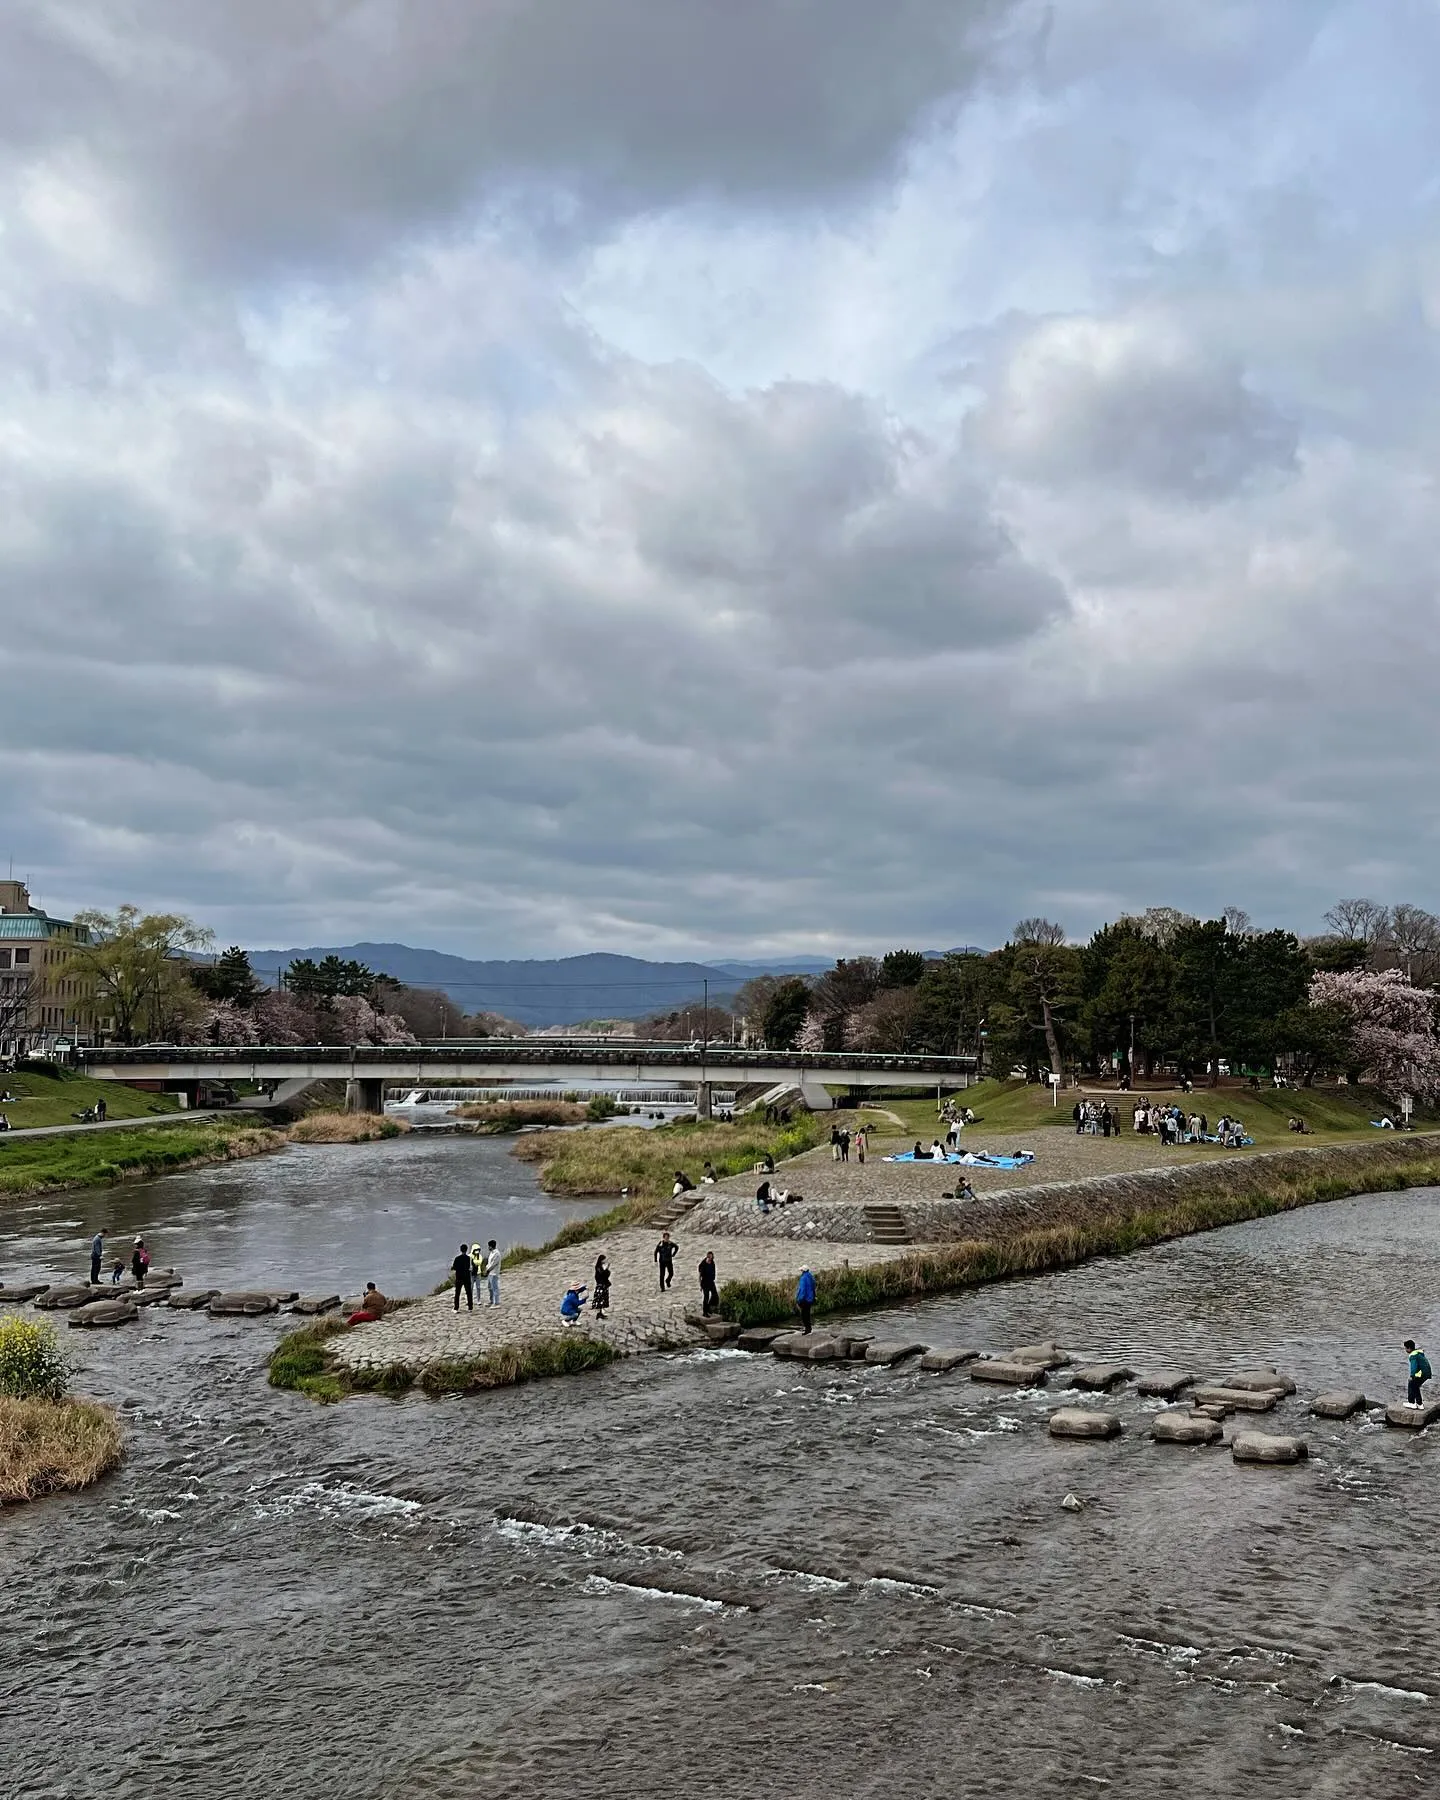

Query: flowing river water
left=5, top=1136, right=1440, bottom=1798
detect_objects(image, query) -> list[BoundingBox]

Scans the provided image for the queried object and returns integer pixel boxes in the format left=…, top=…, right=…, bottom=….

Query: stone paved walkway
left=329, top=1226, right=916, bottom=1373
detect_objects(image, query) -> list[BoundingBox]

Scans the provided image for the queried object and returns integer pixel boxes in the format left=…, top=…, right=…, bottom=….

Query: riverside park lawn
left=853, top=1076, right=1423, bottom=1156
left=0, top=1068, right=181, bottom=1129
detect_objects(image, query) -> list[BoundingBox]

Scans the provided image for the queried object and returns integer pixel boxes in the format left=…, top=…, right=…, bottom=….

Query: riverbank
left=285, top=1131, right=1440, bottom=1399
left=0, top=1395, right=123, bottom=1503
left=0, top=1119, right=287, bottom=1200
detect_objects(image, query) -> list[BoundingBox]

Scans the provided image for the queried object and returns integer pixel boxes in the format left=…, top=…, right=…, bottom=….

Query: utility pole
left=1129, top=1012, right=1136, bottom=1080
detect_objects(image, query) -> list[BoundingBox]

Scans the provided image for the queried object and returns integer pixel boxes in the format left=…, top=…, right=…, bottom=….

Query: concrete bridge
left=76, top=1041, right=978, bottom=1115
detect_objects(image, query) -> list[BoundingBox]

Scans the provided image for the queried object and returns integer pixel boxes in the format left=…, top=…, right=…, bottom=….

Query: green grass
left=718, top=1134, right=1440, bottom=1327
left=267, top=1317, right=618, bottom=1401
left=862, top=1077, right=1426, bottom=1149
left=516, top=1112, right=827, bottom=1206
left=0, top=1068, right=180, bottom=1130
left=0, top=1119, right=284, bottom=1198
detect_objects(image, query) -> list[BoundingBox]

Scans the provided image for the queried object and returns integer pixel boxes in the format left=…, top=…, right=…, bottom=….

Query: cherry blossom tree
left=1308, top=968, right=1440, bottom=1099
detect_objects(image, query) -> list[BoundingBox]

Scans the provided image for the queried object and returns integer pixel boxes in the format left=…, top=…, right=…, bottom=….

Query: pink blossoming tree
left=1307, top=968, right=1440, bottom=1100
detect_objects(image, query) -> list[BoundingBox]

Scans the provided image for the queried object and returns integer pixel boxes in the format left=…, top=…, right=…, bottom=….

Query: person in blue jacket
left=795, top=1266, right=816, bottom=1334
left=1405, top=1339, right=1431, bottom=1404
left=560, top=1282, right=587, bottom=1326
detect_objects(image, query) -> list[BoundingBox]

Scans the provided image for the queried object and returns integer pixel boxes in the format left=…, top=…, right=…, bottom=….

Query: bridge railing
left=77, top=1040, right=977, bottom=1075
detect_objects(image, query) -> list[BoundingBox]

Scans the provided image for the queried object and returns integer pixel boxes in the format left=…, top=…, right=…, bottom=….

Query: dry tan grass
left=455, top=1101, right=586, bottom=1129
left=286, top=1112, right=410, bottom=1144
left=0, top=1396, right=124, bottom=1504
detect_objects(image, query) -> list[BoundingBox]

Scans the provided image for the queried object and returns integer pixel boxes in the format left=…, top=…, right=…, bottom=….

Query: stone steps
left=863, top=1202, right=911, bottom=1245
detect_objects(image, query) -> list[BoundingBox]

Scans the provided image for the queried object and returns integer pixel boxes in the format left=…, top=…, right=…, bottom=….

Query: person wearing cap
left=131, top=1236, right=150, bottom=1288
left=559, top=1282, right=587, bottom=1325
left=795, top=1265, right=816, bottom=1333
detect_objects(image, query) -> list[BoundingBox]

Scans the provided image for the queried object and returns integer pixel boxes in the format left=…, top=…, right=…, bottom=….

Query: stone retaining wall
left=686, top=1132, right=1440, bottom=1245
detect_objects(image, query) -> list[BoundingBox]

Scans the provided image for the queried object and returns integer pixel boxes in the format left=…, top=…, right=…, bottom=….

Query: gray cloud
left=3, top=0, right=1011, bottom=272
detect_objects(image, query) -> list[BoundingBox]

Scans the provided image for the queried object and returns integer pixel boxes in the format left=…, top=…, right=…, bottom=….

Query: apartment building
left=0, top=880, right=98, bottom=1056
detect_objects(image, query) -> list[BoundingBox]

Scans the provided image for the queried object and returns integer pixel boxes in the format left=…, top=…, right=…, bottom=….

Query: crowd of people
left=827, top=1124, right=868, bottom=1162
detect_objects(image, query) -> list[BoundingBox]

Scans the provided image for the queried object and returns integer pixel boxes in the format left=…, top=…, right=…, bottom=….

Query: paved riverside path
left=0, top=1110, right=224, bottom=1141
left=329, top=1228, right=919, bottom=1374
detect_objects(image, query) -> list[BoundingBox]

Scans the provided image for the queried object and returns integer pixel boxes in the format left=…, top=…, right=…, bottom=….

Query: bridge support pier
left=798, top=1075, right=834, bottom=1111
left=695, top=1082, right=713, bottom=1121
left=345, top=1078, right=387, bottom=1115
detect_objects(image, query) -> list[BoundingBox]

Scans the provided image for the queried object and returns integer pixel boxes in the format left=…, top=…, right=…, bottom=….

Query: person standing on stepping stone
left=1405, top=1339, right=1431, bottom=1404
left=795, top=1265, right=816, bottom=1334
left=655, top=1230, right=678, bottom=1292
left=452, top=1243, right=475, bottom=1312
left=698, top=1250, right=719, bottom=1316
left=90, top=1227, right=106, bottom=1286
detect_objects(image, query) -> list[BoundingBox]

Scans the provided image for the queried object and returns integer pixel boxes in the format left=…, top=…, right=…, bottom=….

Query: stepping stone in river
left=736, top=1327, right=786, bottom=1352
left=208, top=1292, right=281, bottom=1317
left=1048, top=1408, right=1122, bottom=1440
left=34, top=1286, right=103, bottom=1310
left=1151, top=1410, right=1223, bottom=1446
left=1191, top=1385, right=1281, bottom=1413
left=845, top=1335, right=875, bottom=1361
left=1135, top=1371, right=1195, bottom=1401
left=266, top=1290, right=301, bottom=1305
left=1010, top=1341, right=1071, bottom=1370
left=971, top=1359, right=1049, bottom=1388
left=801, top=1338, right=841, bottom=1362
left=1068, top=1363, right=1134, bottom=1392
left=129, top=1287, right=174, bottom=1307
left=1231, top=1430, right=1309, bottom=1464
left=167, top=1289, right=219, bottom=1310
left=920, top=1347, right=981, bottom=1373
left=1220, top=1369, right=1297, bottom=1396
left=702, top=1320, right=740, bottom=1344
left=1385, top=1400, right=1440, bottom=1431
left=1311, top=1390, right=1368, bottom=1420
left=291, top=1295, right=343, bottom=1316
left=0, top=1283, right=50, bottom=1304
left=769, top=1332, right=811, bottom=1358
left=68, top=1299, right=139, bottom=1328
left=863, top=1341, right=927, bottom=1367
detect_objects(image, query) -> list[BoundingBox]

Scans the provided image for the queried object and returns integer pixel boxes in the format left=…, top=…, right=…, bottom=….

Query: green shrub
left=585, top=1094, right=618, bottom=1122
left=0, top=1318, right=71, bottom=1401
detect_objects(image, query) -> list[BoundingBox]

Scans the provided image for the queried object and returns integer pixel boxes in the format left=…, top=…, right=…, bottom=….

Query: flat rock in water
left=702, top=1320, right=739, bottom=1343
left=208, top=1292, right=280, bottom=1317
left=846, top=1335, right=875, bottom=1360
left=291, top=1295, right=343, bottom=1316
left=1311, top=1390, right=1368, bottom=1420
left=1385, top=1400, right=1440, bottom=1431
left=1010, top=1340, right=1071, bottom=1370
left=1135, top=1371, right=1195, bottom=1400
left=1231, top=1430, right=1309, bottom=1464
left=34, top=1286, right=102, bottom=1310
left=1221, top=1369, right=1297, bottom=1396
left=801, top=1338, right=841, bottom=1362
left=266, top=1290, right=301, bottom=1305
left=0, top=1282, right=50, bottom=1304
left=972, top=1359, right=1049, bottom=1387
left=735, top=1328, right=786, bottom=1352
left=1048, top=1407, right=1122, bottom=1440
left=68, top=1299, right=138, bottom=1328
left=1069, top=1363, right=1134, bottom=1392
left=769, top=1332, right=810, bottom=1358
left=1192, top=1385, right=1281, bottom=1413
left=864, top=1341, right=927, bottom=1367
left=129, top=1288, right=174, bottom=1306
left=920, top=1347, right=981, bottom=1373
left=1151, top=1410, right=1223, bottom=1445
left=167, top=1289, right=219, bottom=1310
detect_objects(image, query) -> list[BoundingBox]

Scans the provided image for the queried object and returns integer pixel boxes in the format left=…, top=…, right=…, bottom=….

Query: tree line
left=732, top=901, right=1440, bottom=1092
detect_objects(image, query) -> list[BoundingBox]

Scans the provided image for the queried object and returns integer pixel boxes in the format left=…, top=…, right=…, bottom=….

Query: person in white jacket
left=483, top=1239, right=501, bottom=1305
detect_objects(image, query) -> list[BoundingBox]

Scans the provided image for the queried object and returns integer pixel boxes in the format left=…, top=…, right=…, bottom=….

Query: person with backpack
left=131, top=1236, right=150, bottom=1288
left=1405, top=1339, right=1432, bottom=1405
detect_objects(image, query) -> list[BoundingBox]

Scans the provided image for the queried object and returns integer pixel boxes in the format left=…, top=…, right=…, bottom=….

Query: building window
left=14, top=949, right=29, bottom=965
left=0, top=950, right=9, bottom=969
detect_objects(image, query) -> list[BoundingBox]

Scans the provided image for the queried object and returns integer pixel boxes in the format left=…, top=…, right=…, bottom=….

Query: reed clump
left=454, top=1101, right=586, bottom=1130
left=286, top=1112, right=409, bottom=1144
left=516, top=1114, right=826, bottom=1203
left=0, top=1396, right=124, bottom=1503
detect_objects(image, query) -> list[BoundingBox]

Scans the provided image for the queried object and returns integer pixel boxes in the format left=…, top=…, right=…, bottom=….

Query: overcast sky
left=4, top=0, right=1437, bottom=958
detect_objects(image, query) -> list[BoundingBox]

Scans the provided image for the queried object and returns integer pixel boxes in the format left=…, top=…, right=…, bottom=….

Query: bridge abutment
left=696, top=1082, right=713, bottom=1120
left=345, top=1078, right=387, bottom=1115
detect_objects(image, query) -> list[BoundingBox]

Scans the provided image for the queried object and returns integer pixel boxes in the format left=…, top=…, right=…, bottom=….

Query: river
left=5, top=1138, right=1440, bottom=1797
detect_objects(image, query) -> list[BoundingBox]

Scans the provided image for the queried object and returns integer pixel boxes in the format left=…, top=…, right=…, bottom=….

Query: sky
left=3, top=0, right=1439, bottom=959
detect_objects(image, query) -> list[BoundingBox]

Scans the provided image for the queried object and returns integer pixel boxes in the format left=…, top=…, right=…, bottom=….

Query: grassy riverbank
left=717, top=1135, right=1440, bottom=1326
left=0, top=1118, right=286, bottom=1199
left=267, top=1315, right=616, bottom=1402
left=0, top=1067, right=181, bottom=1129
left=0, top=1396, right=124, bottom=1503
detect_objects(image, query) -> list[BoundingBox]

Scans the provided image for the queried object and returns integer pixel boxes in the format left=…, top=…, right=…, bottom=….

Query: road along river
left=5, top=1138, right=1440, bottom=1798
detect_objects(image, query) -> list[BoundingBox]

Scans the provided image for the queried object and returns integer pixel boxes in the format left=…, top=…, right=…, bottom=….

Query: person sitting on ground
left=559, top=1282, right=587, bottom=1325
left=672, top=1169, right=695, bottom=1197
left=930, top=1139, right=947, bottom=1161
left=956, top=1176, right=976, bottom=1202
left=756, top=1179, right=773, bottom=1213
left=911, top=1141, right=925, bottom=1160
left=700, top=1161, right=719, bottom=1185
left=1377, top=1115, right=1397, bottom=1129
left=770, top=1186, right=793, bottom=1207
left=347, top=1282, right=388, bottom=1325
left=759, top=1151, right=776, bottom=1173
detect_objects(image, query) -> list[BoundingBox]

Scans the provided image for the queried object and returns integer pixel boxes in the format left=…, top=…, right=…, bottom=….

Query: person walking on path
left=1405, top=1339, right=1431, bottom=1405
left=795, top=1266, right=816, bottom=1334
left=830, top=1125, right=842, bottom=1161
left=484, top=1240, right=501, bottom=1305
left=131, top=1237, right=150, bottom=1288
left=593, top=1254, right=611, bottom=1318
left=839, top=1128, right=850, bottom=1163
left=698, top=1250, right=719, bottom=1316
left=655, top=1230, right=678, bottom=1293
left=89, top=1227, right=106, bottom=1286
left=451, top=1243, right=475, bottom=1312
left=855, top=1127, right=867, bottom=1164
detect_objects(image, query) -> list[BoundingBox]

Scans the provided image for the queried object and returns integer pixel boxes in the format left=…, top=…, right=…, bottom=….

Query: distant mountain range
left=243, top=942, right=816, bottom=1028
